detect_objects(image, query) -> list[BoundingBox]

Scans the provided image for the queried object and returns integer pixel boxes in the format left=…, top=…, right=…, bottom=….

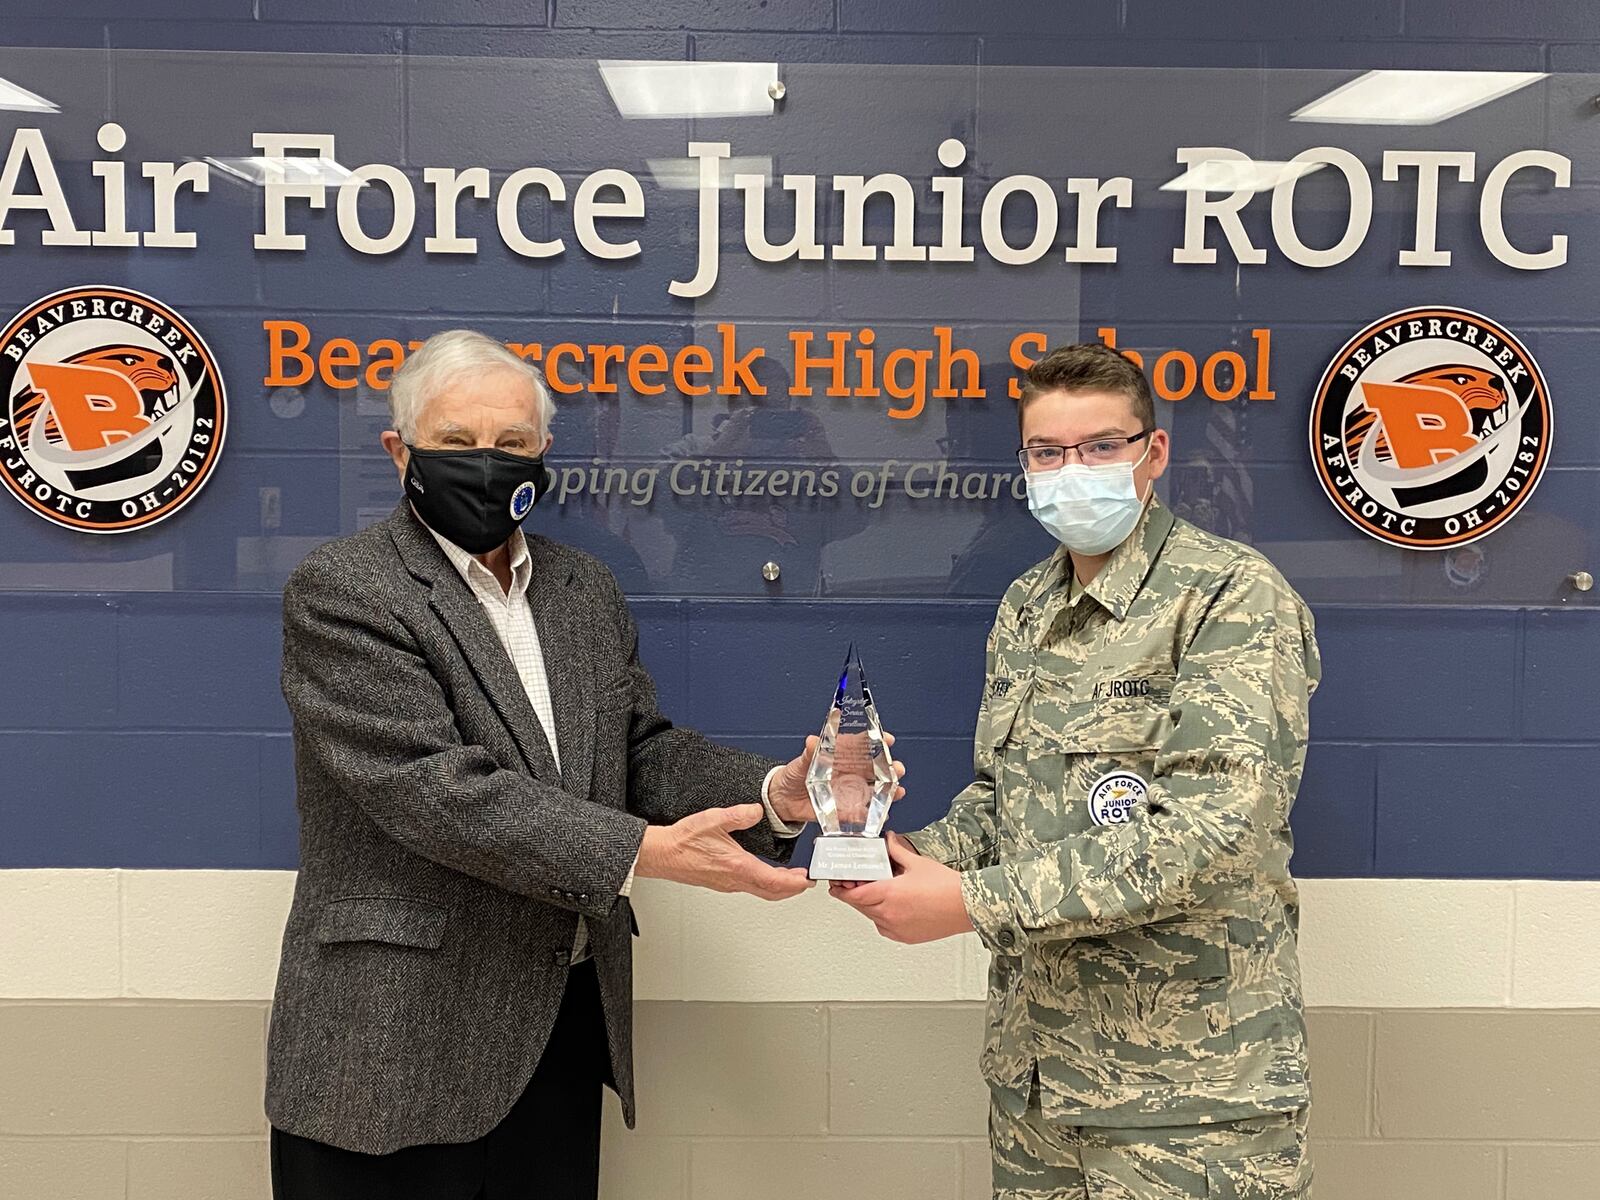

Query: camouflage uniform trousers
left=988, top=1088, right=1311, bottom=1200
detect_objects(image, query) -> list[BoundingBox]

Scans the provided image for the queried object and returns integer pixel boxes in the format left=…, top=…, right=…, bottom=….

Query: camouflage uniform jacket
left=905, top=498, right=1320, bottom=1127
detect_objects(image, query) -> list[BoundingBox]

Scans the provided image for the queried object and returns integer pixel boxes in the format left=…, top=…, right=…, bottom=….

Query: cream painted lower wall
left=4, top=871, right=1599, bottom=1007
left=2, top=1000, right=1597, bottom=1200
left=3, top=872, right=1599, bottom=1200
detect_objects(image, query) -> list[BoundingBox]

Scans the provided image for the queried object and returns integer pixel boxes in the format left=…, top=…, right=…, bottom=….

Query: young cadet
left=832, top=342, right=1321, bottom=1199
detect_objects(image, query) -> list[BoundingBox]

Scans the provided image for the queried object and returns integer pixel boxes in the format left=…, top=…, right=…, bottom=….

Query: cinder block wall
left=5, top=873, right=1599, bottom=1199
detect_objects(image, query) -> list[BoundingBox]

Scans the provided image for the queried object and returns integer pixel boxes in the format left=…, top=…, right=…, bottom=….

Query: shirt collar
left=426, top=525, right=532, bottom=599
left=1032, top=497, right=1176, bottom=622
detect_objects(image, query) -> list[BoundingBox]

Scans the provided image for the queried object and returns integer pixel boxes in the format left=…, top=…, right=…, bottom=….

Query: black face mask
left=404, top=444, right=553, bottom=555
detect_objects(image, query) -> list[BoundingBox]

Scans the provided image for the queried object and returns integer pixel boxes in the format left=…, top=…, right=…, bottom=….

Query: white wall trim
left=3, top=870, right=1598, bottom=1008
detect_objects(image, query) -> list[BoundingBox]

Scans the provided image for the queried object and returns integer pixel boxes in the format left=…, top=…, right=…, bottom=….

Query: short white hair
left=388, top=329, right=555, bottom=441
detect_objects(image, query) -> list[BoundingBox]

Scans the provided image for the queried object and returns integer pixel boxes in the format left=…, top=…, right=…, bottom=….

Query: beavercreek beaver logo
left=1310, top=307, right=1550, bottom=550
left=0, top=287, right=226, bottom=533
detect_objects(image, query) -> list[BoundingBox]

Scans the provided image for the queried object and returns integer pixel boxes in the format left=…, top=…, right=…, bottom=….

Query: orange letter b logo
left=24, top=362, right=150, bottom=451
left=1359, top=380, right=1477, bottom=469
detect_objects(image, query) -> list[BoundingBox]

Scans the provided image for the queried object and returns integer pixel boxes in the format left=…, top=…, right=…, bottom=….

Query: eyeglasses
left=1016, top=429, right=1153, bottom=471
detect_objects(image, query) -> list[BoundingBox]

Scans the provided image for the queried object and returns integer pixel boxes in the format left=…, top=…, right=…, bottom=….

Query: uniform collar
left=1035, top=497, right=1176, bottom=622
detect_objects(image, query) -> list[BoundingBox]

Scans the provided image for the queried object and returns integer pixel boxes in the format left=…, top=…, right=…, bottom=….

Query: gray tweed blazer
left=265, top=501, right=783, bottom=1154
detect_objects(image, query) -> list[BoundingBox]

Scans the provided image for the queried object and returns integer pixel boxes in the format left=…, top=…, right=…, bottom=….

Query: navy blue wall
left=2, top=1, right=1598, bottom=879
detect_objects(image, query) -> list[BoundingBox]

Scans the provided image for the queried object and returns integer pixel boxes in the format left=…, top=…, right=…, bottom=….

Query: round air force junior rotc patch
left=1087, top=770, right=1147, bottom=826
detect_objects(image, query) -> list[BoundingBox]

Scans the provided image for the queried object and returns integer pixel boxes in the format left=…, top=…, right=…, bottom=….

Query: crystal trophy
left=806, top=645, right=897, bottom=881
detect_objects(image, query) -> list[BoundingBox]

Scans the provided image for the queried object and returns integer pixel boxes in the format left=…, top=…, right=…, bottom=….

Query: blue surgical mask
left=1025, top=442, right=1153, bottom=556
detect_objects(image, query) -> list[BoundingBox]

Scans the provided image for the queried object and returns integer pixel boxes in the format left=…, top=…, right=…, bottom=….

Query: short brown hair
left=1018, top=342, right=1155, bottom=432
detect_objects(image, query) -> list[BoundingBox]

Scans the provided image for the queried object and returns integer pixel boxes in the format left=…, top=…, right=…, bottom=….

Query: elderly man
left=266, top=330, right=856, bottom=1200
left=833, top=343, right=1320, bottom=1199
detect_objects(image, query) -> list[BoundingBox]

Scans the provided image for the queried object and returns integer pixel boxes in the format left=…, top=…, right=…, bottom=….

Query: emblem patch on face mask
left=509, top=480, right=538, bottom=519
left=1087, top=770, right=1147, bottom=826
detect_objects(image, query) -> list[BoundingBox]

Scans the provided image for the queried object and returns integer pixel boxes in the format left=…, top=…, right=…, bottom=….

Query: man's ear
left=380, top=431, right=408, bottom=477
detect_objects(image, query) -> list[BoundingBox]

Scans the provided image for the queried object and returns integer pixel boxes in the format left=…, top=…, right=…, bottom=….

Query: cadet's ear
left=1147, top=428, right=1171, bottom=481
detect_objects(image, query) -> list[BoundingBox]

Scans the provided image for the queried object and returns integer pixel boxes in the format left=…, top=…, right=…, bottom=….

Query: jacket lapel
left=526, top=534, right=596, bottom=803
left=385, top=502, right=562, bottom=785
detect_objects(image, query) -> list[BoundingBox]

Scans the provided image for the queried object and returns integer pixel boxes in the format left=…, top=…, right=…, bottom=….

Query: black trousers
left=271, top=961, right=608, bottom=1200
